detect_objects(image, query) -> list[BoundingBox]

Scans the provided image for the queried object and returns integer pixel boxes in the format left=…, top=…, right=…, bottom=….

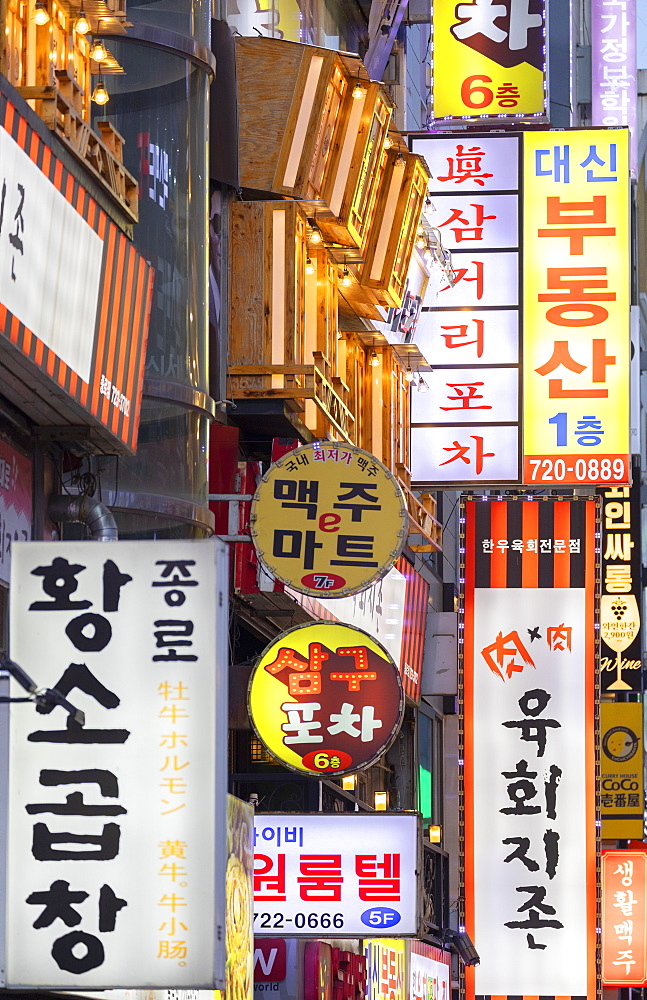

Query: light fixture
left=90, top=37, right=108, bottom=61
left=405, top=364, right=414, bottom=383
left=33, top=0, right=50, bottom=25
left=417, top=375, right=429, bottom=393
left=374, top=791, right=388, bottom=811
left=75, top=7, right=90, bottom=32
left=305, top=256, right=315, bottom=275
left=384, top=134, right=393, bottom=150
left=307, top=218, right=322, bottom=244
left=340, top=265, right=352, bottom=287
left=341, top=774, right=356, bottom=791
left=394, top=152, right=406, bottom=168
left=428, top=824, right=442, bottom=843
left=91, top=69, right=109, bottom=105
left=369, top=347, right=380, bottom=368
left=352, top=76, right=364, bottom=100
left=444, top=928, right=480, bottom=967
left=416, top=235, right=426, bottom=249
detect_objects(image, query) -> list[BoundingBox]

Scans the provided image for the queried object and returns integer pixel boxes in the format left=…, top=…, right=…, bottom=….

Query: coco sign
left=248, top=621, right=404, bottom=777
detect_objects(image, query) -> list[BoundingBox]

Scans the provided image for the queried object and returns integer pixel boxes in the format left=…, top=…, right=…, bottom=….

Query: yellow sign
left=248, top=621, right=404, bottom=777
left=364, top=940, right=406, bottom=1000
left=432, top=0, right=546, bottom=121
left=522, top=129, right=630, bottom=486
left=250, top=442, right=407, bottom=597
left=601, top=702, right=644, bottom=839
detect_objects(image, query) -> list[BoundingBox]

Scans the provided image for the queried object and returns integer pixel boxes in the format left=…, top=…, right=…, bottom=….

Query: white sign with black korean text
left=6, top=540, right=228, bottom=988
left=253, top=813, right=419, bottom=937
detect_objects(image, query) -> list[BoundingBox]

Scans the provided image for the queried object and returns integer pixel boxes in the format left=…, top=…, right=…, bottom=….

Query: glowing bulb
left=305, top=257, right=315, bottom=275
left=417, top=376, right=429, bottom=393
left=33, top=1, right=50, bottom=25
left=340, top=267, right=352, bottom=287
left=384, top=135, right=393, bottom=149
left=91, top=78, right=109, bottom=104
left=352, top=81, right=364, bottom=100
left=90, top=38, right=107, bottom=60
left=75, top=8, right=90, bottom=33
left=405, top=366, right=414, bottom=382
left=369, top=349, right=380, bottom=367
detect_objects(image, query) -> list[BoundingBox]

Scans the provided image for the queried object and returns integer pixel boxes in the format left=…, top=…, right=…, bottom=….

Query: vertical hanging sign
left=461, top=496, right=597, bottom=998
left=523, top=128, right=630, bottom=486
left=602, top=849, right=647, bottom=987
left=431, top=0, right=547, bottom=123
left=6, top=540, right=229, bottom=988
left=599, top=465, right=642, bottom=692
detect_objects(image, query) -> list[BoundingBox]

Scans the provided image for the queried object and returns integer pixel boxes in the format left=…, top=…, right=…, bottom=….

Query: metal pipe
left=48, top=495, right=118, bottom=541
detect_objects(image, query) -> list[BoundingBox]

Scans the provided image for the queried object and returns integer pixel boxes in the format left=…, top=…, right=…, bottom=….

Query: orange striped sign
left=0, top=89, right=153, bottom=454
left=461, top=496, right=598, bottom=1000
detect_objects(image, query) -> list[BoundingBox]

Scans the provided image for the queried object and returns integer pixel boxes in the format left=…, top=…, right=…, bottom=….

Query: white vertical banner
left=6, top=540, right=228, bottom=988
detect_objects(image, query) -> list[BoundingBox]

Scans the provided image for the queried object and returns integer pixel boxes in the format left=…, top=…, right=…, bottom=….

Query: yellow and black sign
left=250, top=442, right=407, bottom=597
left=432, top=0, right=547, bottom=122
left=601, top=702, right=644, bottom=839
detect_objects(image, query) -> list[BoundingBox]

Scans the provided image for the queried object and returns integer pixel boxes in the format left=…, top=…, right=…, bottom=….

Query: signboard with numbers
left=0, top=89, right=154, bottom=455
left=461, top=496, right=597, bottom=999
left=409, top=129, right=630, bottom=487
left=248, top=621, right=404, bottom=778
left=253, top=813, right=420, bottom=937
left=523, top=128, right=630, bottom=485
left=250, top=442, right=407, bottom=598
left=601, top=703, right=644, bottom=839
left=431, top=0, right=547, bottom=123
left=5, top=540, right=228, bottom=988
left=602, top=849, right=647, bottom=987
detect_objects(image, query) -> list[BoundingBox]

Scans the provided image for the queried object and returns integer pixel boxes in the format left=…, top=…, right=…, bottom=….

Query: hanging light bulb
left=384, top=135, right=393, bottom=150
left=90, top=37, right=108, bottom=61
left=352, top=78, right=364, bottom=100
left=405, top=364, right=414, bottom=383
left=307, top=219, right=322, bottom=244
left=91, top=69, right=109, bottom=105
left=417, top=375, right=429, bottom=393
left=340, top=266, right=352, bottom=287
left=305, top=257, right=315, bottom=275
left=394, top=152, right=406, bottom=168
left=33, top=1, right=50, bottom=25
left=75, top=8, right=91, bottom=32
left=369, top=348, right=380, bottom=368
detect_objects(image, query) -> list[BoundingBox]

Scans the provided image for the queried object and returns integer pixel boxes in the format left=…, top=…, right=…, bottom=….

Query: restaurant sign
left=5, top=540, right=228, bottom=988
left=248, top=621, right=404, bottom=778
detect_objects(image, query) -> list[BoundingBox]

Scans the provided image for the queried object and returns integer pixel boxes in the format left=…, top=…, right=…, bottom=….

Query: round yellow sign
left=248, top=620, right=404, bottom=777
left=250, top=442, right=407, bottom=597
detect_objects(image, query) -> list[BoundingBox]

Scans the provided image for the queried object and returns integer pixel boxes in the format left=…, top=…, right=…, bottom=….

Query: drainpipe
left=48, top=495, right=118, bottom=541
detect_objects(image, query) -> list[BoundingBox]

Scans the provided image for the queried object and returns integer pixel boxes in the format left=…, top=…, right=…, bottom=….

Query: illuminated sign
left=6, top=540, right=229, bottom=988
left=592, top=0, right=637, bottom=173
left=431, top=0, right=547, bottom=123
left=523, top=128, right=630, bottom=485
left=364, top=940, right=406, bottom=1000
left=602, top=849, right=647, bottom=987
left=250, top=442, right=407, bottom=597
left=253, top=813, right=420, bottom=936
left=0, top=97, right=154, bottom=455
left=226, top=795, right=254, bottom=1000
left=601, top=703, right=644, bottom=840
left=409, top=941, right=450, bottom=1000
left=303, top=942, right=366, bottom=1000
left=410, top=129, right=630, bottom=487
left=599, top=469, right=642, bottom=692
left=410, top=133, right=521, bottom=485
left=461, top=497, right=597, bottom=997
left=248, top=620, right=404, bottom=777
